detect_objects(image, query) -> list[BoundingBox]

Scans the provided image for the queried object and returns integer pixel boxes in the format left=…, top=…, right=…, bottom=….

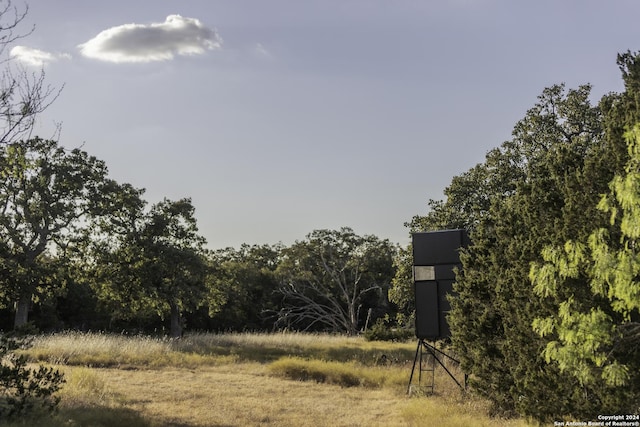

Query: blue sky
left=10, top=0, right=640, bottom=249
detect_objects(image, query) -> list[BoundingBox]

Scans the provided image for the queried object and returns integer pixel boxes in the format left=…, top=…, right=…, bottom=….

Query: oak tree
left=208, top=244, right=282, bottom=331
left=0, top=138, right=121, bottom=328
left=276, top=228, right=396, bottom=335
left=94, top=198, right=215, bottom=338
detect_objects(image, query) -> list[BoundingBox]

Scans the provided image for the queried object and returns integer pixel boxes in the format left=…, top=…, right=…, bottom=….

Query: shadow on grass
left=0, top=406, right=149, bottom=427
left=175, top=340, right=417, bottom=366
left=56, top=405, right=235, bottom=427
left=0, top=406, right=151, bottom=427
left=58, top=406, right=151, bottom=427
left=0, top=405, right=238, bottom=427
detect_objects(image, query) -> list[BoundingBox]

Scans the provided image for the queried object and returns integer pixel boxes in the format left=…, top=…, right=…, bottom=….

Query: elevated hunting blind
left=408, top=229, right=469, bottom=394
left=412, top=229, right=469, bottom=340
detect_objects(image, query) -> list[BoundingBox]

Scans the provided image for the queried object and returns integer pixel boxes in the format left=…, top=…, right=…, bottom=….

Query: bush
left=363, top=318, right=413, bottom=342
left=0, top=334, right=65, bottom=420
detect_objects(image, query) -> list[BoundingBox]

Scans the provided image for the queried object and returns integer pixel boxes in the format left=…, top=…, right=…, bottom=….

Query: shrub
left=0, top=334, right=65, bottom=420
left=364, top=318, right=413, bottom=342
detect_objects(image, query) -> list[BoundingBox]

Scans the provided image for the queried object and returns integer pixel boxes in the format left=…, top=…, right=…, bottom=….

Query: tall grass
left=26, top=331, right=416, bottom=367
left=58, top=367, right=112, bottom=405
left=7, top=332, right=534, bottom=426
left=26, top=332, right=236, bottom=368
left=269, top=356, right=408, bottom=388
left=401, top=398, right=532, bottom=427
left=179, top=331, right=417, bottom=364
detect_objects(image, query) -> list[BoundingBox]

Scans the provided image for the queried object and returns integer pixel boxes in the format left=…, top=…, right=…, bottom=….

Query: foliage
left=92, top=197, right=216, bottom=338
left=530, top=125, right=640, bottom=403
left=208, top=244, right=282, bottom=331
left=363, top=317, right=413, bottom=342
left=0, top=334, right=64, bottom=420
left=0, top=138, right=126, bottom=328
left=138, top=198, right=213, bottom=338
left=460, top=84, right=610, bottom=421
left=275, top=227, right=396, bottom=335
left=388, top=244, right=414, bottom=317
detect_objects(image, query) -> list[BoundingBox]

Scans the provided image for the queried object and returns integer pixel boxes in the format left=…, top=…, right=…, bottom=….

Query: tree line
left=0, top=147, right=399, bottom=337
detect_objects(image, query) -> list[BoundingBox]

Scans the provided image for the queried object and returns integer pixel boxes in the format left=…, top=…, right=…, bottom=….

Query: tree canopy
left=530, top=124, right=640, bottom=391
left=0, top=138, right=123, bottom=328
left=91, top=197, right=215, bottom=338
left=208, top=244, right=282, bottom=331
left=276, top=227, right=396, bottom=335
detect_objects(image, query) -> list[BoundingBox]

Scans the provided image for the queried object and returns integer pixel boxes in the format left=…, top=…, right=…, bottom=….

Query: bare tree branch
left=0, top=1, right=63, bottom=145
left=275, top=228, right=396, bottom=335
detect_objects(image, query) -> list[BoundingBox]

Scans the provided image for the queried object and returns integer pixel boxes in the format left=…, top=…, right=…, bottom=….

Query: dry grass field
left=1, top=332, right=533, bottom=427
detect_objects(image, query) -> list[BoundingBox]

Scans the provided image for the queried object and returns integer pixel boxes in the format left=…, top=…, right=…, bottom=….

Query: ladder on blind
left=407, top=339, right=467, bottom=395
left=407, top=339, right=436, bottom=395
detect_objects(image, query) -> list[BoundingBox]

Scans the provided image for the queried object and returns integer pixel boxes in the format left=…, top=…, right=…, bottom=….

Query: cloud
left=78, top=14, right=222, bottom=63
left=254, top=43, right=271, bottom=58
left=10, top=46, right=72, bottom=67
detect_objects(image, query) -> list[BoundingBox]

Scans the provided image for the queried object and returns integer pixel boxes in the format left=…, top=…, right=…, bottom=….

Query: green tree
left=401, top=80, right=617, bottom=420
left=530, top=124, right=640, bottom=410
left=209, top=244, right=282, bottom=331
left=85, top=183, right=150, bottom=327
left=391, top=123, right=528, bottom=318
left=276, top=227, right=396, bottom=335
left=450, top=82, right=619, bottom=421
left=0, top=138, right=122, bottom=328
left=94, top=198, right=217, bottom=338
left=143, top=198, right=214, bottom=338
left=387, top=244, right=414, bottom=322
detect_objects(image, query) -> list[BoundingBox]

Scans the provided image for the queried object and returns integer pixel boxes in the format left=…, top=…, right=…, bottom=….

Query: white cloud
left=254, top=43, right=272, bottom=58
left=78, top=14, right=222, bottom=63
left=10, top=46, right=72, bottom=67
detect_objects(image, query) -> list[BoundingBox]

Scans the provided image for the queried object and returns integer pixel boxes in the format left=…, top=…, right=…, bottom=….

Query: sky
left=7, top=0, right=640, bottom=249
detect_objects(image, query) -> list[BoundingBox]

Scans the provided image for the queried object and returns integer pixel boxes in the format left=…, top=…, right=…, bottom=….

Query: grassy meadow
left=2, top=332, right=533, bottom=427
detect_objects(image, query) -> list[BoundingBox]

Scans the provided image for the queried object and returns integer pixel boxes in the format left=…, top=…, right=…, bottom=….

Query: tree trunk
left=348, top=303, right=358, bottom=336
left=169, top=302, right=182, bottom=339
left=364, top=307, right=373, bottom=332
left=14, top=294, right=31, bottom=329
